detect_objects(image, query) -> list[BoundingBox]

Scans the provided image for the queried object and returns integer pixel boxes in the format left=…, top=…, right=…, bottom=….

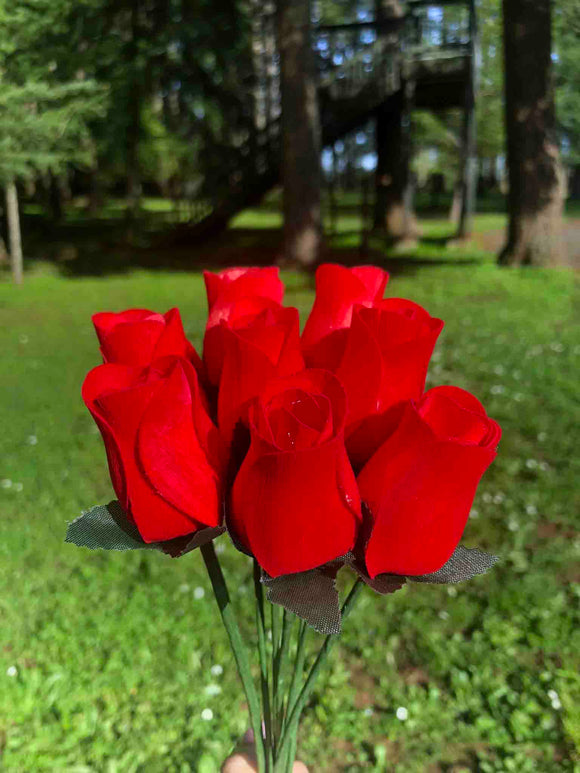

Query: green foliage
left=0, top=204, right=578, bottom=770
left=0, top=79, right=106, bottom=183
left=555, top=0, right=580, bottom=163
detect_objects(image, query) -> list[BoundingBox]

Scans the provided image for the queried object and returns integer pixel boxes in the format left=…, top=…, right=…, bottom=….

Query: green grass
left=1, top=218, right=579, bottom=771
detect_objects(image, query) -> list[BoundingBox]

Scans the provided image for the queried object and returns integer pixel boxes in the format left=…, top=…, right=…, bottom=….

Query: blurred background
left=0, top=0, right=579, bottom=770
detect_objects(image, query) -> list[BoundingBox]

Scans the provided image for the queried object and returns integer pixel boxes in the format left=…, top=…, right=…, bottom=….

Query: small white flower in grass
left=438, top=610, right=449, bottom=621
left=493, top=365, right=505, bottom=376
left=508, top=518, right=519, bottom=532
left=493, top=493, right=505, bottom=504
left=215, top=542, right=226, bottom=555
left=537, top=432, right=547, bottom=442
left=1, top=479, right=12, bottom=489
left=539, top=462, right=549, bottom=472
left=194, top=586, right=205, bottom=600
left=396, top=707, right=408, bottom=721
left=447, top=586, right=457, bottom=598
left=210, top=664, right=223, bottom=677
left=179, top=583, right=190, bottom=594
left=204, top=684, right=222, bottom=696
left=513, top=393, right=524, bottom=402
left=551, top=696, right=562, bottom=710
left=550, top=342, right=564, bottom=353
left=526, top=459, right=538, bottom=470
left=6, top=666, right=17, bottom=677
left=525, top=505, right=538, bottom=516
left=547, top=689, right=558, bottom=701
left=363, top=707, right=374, bottom=717
left=490, top=385, right=505, bottom=396
left=470, top=509, right=479, bottom=519
left=19, top=334, right=29, bottom=344
left=26, top=435, right=38, bottom=446
left=482, top=493, right=492, bottom=504
left=13, top=483, right=23, bottom=493
left=201, top=708, right=214, bottom=721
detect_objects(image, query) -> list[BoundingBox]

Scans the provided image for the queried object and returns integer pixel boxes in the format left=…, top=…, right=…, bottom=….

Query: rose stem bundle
left=202, top=541, right=363, bottom=772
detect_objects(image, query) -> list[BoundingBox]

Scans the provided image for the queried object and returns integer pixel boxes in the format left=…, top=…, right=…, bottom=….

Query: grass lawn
left=0, top=215, right=579, bottom=771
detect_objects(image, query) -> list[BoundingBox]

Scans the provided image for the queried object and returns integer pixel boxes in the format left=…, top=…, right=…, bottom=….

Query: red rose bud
left=82, top=357, right=224, bottom=543
left=335, top=299, right=444, bottom=466
left=217, top=306, right=305, bottom=444
left=302, top=264, right=389, bottom=369
left=357, top=386, right=501, bottom=578
left=93, top=308, right=199, bottom=369
left=203, top=268, right=284, bottom=386
left=231, top=370, right=361, bottom=577
left=204, top=266, right=284, bottom=314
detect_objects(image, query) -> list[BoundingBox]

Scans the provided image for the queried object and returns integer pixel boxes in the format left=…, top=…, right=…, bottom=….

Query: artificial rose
left=334, top=299, right=444, bottom=466
left=357, top=386, right=501, bottom=578
left=203, top=267, right=285, bottom=386
left=204, top=267, right=284, bottom=317
left=302, top=264, right=389, bottom=369
left=93, top=308, right=199, bottom=369
left=230, top=370, right=362, bottom=577
left=217, top=306, right=305, bottom=444
left=83, top=356, right=224, bottom=543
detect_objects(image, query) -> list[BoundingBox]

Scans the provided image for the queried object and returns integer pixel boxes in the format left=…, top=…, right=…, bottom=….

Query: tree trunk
left=499, top=0, right=565, bottom=266
left=569, top=165, right=580, bottom=200
left=87, top=166, right=104, bottom=216
left=449, top=181, right=463, bottom=224
left=373, top=0, right=418, bottom=240
left=374, top=87, right=418, bottom=239
left=126, top=0, right=142, bottom=221
left=6, top=181, right=23, bottom=285
left=49, top=172, right=64, bottom=223
left=278, top=0, right=322, bottom=267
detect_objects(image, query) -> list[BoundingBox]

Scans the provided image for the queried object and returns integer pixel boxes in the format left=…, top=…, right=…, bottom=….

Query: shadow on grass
left=18, top=212, right=486, bottom=279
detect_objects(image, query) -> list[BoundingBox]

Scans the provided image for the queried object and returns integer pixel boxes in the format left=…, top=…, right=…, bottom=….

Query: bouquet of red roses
left=67, top=264, right=501, bottom=772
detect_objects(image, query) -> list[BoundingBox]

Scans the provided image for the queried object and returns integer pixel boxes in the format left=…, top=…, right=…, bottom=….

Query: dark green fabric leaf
left=66, top=501, right=225, bottom=556
left=408, top=546, right=499, bottom=584
left=262, top=565, right=342, bottom=635
left=66, top=501, right=150, bottom=551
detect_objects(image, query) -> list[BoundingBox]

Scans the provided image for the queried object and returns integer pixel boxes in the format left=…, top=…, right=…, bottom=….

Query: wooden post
left=6, top=180, right=23, bottom=285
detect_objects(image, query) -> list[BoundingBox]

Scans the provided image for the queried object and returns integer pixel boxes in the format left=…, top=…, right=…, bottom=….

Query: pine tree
left=0, top=80, right=105, bottom=283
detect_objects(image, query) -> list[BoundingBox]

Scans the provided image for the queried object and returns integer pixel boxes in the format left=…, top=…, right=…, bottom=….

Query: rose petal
left=302, top=264, right=389, bottom=358
left=137, top=361, right=221, bottom=529
left=358, top=403, right=497, bottom=577
left=231, top=435, right=360, bottom=577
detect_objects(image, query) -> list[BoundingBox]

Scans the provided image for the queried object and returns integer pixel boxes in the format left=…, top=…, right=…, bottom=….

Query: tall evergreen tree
left=0, top=80, right=104, bottom=282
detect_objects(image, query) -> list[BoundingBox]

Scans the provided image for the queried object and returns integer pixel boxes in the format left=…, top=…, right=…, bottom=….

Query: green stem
left=201, top=542, right=266, bottom=772
left=283, top=621, right=308, bottom=773
left=254, top=561, right=274, bottom=772
left=270, top=602, right=281, bottom=752
left=277, top=610, right=294, bottom=724
left=276, top=579, right=364, bottom=764
left=285, top=620, right=308, bottom=721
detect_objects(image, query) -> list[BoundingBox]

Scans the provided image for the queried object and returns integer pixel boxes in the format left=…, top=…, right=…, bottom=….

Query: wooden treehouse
left=169, top=0, right=478, bottom=246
